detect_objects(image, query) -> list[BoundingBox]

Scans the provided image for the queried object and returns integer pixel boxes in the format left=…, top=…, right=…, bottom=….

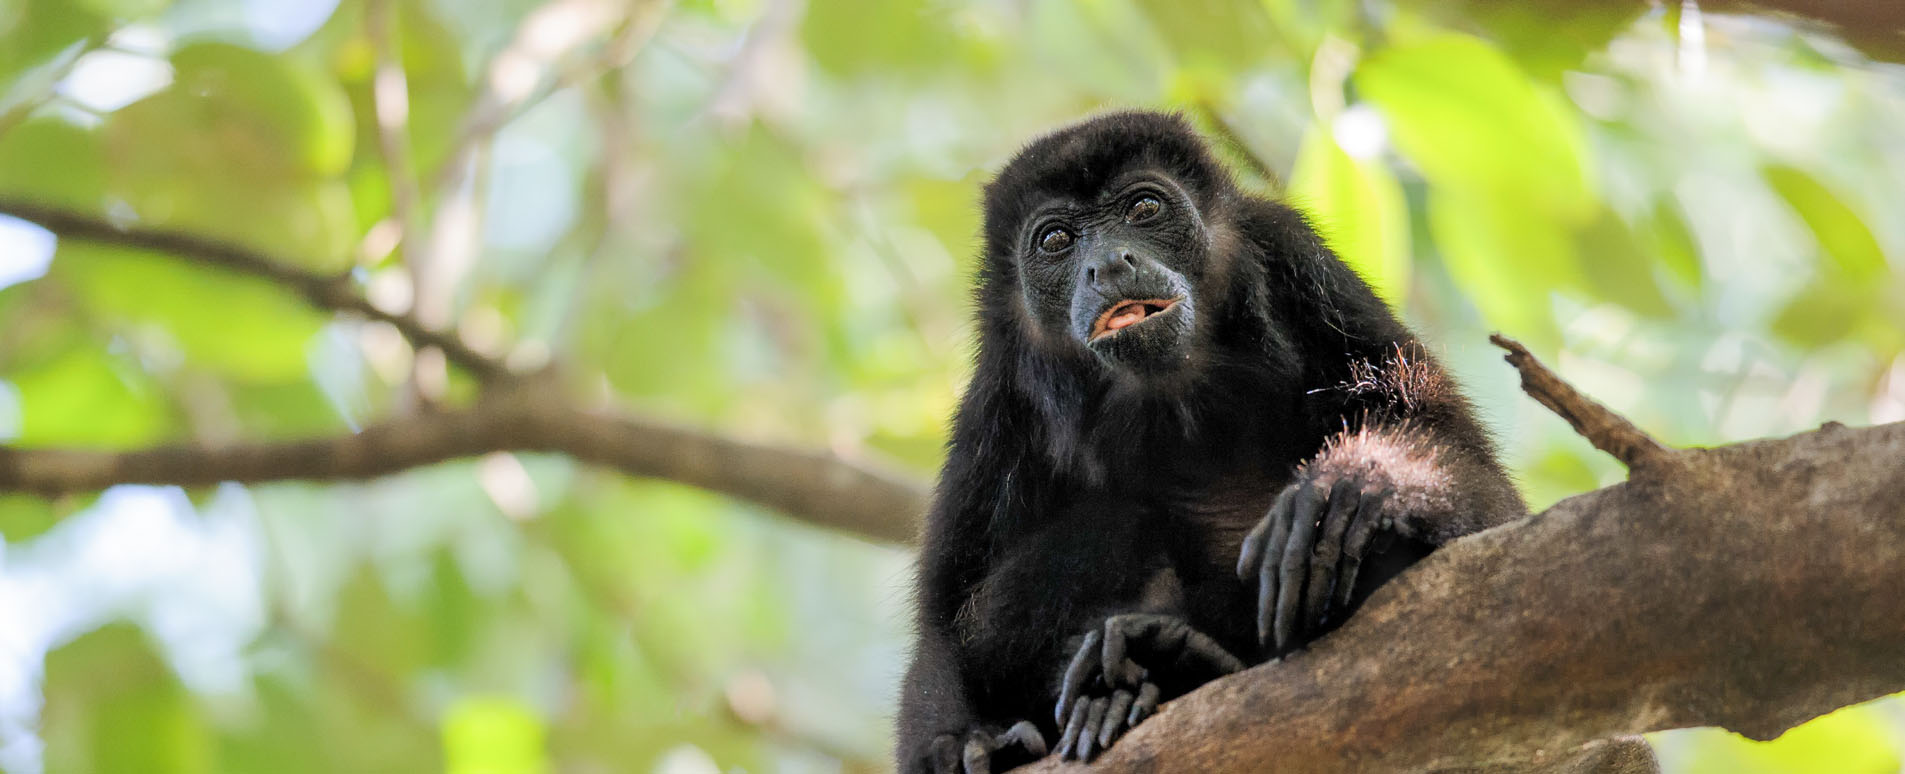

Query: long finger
left=1099, top=689, right=1135, bottom=749
left=1238, top=487, right=1294, bottom=581
left=1128, top=682, right=1161, bottom=726
left=1075, top=697, right=1109, bottom=761
left=999, top=720, right=1048, bottom=759
left=961, top=736, right=991, bottom=774
left=1257, top=487, right=1298, bottom=646
left=1056, top=701, right=1090, bottom=761
left=1333, top=488, right=1393, bottom=614
left=1056, top=629, right=1102, bottom=725
left=1275, top=483, right=1328, bottom=651
left=1306, top=479, right=1362, bottom=632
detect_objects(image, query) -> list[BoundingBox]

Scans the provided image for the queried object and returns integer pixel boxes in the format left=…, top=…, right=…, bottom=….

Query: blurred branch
left=0, top=197, right=506, bottom=380
left=1194, top=102, right=1281, bottom=190
left=426, top=0, right=674, bottom=194
left=0, top=377, right=925, bottom=543
left=1022, top=338, right=1905, bottom=774
left=695, top=0, right=800, bottom=127
left=364, top=0, right=425, bottom=271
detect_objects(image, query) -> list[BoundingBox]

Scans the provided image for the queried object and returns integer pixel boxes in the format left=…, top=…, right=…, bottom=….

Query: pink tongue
left=1106, top=305, right=1147, bottom=331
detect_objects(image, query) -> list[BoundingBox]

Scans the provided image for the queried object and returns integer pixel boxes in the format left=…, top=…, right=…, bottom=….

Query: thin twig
left=0, top=197, right=507, bottom=381
left=1490, top=334, right=1673, bottom=471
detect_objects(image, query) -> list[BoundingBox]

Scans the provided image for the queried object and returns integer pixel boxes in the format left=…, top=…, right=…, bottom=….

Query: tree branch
left=1490, top=334, right=1670, bottom=471
left=1020, top=337, right=1905, bottom=773
left=0, top=382, right=925, bottom=543
left=0, top=197, right=507, bottom=381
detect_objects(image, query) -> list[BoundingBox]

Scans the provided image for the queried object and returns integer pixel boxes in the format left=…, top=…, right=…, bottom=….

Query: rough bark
left=1016, top=338, right=1905, bottom=773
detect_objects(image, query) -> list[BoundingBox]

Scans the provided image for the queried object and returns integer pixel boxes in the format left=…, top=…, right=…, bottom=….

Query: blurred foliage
left=1, top=0, right=1903, bottom=772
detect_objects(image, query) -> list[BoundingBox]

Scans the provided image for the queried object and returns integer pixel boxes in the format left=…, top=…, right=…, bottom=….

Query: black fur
left=897, top=111, right=1525, bottom=773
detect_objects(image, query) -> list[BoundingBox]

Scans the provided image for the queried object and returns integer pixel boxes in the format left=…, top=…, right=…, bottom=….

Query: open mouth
left=1090, top=298, right=1180, bottom=341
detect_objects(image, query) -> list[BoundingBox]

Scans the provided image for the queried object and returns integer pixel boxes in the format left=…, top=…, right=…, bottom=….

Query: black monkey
left=896, top=112, right=1525, bottom=774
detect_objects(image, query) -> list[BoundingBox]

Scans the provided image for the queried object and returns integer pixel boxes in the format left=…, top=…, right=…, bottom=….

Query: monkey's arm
left=1241, top=339, right=1526, bottom=652
left=1239, top=211, right=1526, bottom=650
left=897, top=629, right=1047, bottom=774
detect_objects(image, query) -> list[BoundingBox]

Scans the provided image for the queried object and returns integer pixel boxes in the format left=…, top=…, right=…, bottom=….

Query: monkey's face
left=1015, top=173, right=1206, bottom=374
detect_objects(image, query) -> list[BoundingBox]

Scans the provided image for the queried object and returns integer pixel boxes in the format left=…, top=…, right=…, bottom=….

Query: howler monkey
left=897, top=111, right=1525, bottom=774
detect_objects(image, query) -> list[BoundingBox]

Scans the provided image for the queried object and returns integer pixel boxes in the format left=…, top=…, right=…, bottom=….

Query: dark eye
left=1125, top=195, right=1163, bottom=223
left=1039, top=227, right=1075, bottom=253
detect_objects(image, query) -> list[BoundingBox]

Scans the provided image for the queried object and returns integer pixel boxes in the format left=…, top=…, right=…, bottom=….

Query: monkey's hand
left=1052, top=613, right=1244, bottom=761
left=908, top=721, right=1046, bottom=774
left=1239, top=470, right=1437, bottom=653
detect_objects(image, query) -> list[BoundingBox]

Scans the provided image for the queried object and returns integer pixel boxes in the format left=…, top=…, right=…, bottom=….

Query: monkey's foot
left=1053, top=613, right=1243, bottom=761
left=917, top=721, right=1046, bottom=774
left=1239, top=473, right=1421, bottom=653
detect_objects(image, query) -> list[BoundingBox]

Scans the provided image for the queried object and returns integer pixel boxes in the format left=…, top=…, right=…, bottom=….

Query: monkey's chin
left=1083, top=299, right=1195, bottom=373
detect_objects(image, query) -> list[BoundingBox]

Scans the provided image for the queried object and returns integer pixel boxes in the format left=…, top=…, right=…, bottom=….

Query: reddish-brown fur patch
left=1300, top=424, right=1453, bottom=516
left=1335, top=343, right=1447, bottom=416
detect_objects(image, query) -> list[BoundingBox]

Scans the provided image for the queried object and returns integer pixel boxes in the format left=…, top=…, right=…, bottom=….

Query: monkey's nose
left=1085, top=251, right=1138, bottom=288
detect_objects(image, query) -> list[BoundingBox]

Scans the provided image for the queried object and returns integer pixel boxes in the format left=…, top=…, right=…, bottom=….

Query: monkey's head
left=979, top=111, right=1237, bottom=377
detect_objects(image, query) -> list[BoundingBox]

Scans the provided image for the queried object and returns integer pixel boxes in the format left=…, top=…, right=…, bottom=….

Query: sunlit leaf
left=443, top=696, right=548, bottom=774
left=1427, top=187, right=1574, bottom=345
left=0, top=493, right=57, bottom=539
left=1357, top=33, right=1595, bottom=221
left=74, top=0, right=172, bottom=20
left=1288, top=123, right=1411, bottom=303
left=802, top=0, right=962, bottom=76
left=143, top=42, right=355, bottom=178
left=51, top=242, right=327, bottom=382
left=1664, top=701, right=1901, bottom=774
left=8, top=344, right=170, bottom=445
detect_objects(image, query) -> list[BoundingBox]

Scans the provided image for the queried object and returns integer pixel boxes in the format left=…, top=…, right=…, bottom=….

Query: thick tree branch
left=0, top=197, right=507, bottom=381
left=0, top=383, right=926, bottom=543
left=1022, top=338, right=1905, bottom=773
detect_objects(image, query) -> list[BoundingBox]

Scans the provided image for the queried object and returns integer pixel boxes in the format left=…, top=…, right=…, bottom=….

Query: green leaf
left=1357, top=33, right=1595, bottom=221
left=1288, top=123, right=1411, bottom=304
left=1131, top=0, right=1279, bottom=71
left=52, top=242, right=327, bottom=382
left=42, top=623, right=215, bottom=774
left=8, top=344, right=170, bottom=445
left=1770, top=281, right=1865, bottom=348
left=442, top=696, right=548, bottom=774
left=0, top=0, right=105, bottom=95
left=163, top=42, right=356, bottom=177
left=1643, top=197, right=1703, bottom=290
left=74, top=0, right=171, bottom=21
left=1575, top=209, right=1675, bottom=318
left=0, top=116, right=107, bottom=209
left=801, top=0, right=959, bottom=76
left=1664, top=701, right=1901, bottom=774
left=1428, top=188, right=1575, bottom=345
left=1762, top=164, right=1888, bottom=284
left=0, top=492, right=58, bottom=539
